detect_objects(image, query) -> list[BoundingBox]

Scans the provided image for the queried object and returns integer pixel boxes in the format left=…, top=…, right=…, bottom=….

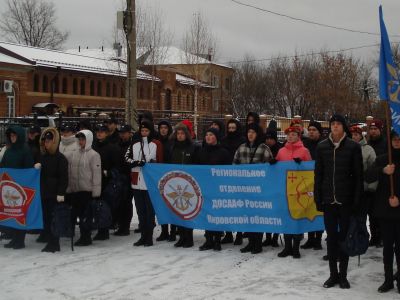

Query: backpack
left=102, top=169, right=123, bottom=212
left=51, top=203, right=74, bottom=251
left=83, top=199, right=113, bottom=230
left=340, top=216, right=369, bottom=257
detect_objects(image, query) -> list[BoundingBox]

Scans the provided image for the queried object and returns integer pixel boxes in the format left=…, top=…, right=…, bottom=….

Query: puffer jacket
left=314, top=134, right=363, bottom=209
left=359, top=137, right=378, bottom=192
left=66, top=130, right=102, bottom=197
left=59, top=135, right=79, bottom=159
left=1, top=125, right=33, bottom=169
left=276, top=140, right=312, bottom=162
left=39, top=128, right=68, bottom=199
left=125, top=137, right=157, bottom=190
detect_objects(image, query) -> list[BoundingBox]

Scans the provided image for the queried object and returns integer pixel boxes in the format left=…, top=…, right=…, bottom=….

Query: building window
left=147, top=87, right=152, bottom=99
left=90, top=80, right=95, bottom=96
left=225, top=77, right=231, bottom=91
left=62, top=78, right=68, bottom=94
left=73, top=78, right=78, bottom=95
left=177, top=91, right=182, bottom=107
left=53, top=77, right=59, bottom=93
left=42, top=75, right=48, bottom=93
left=33, top=74, right=39, bottom=92
left=80, top=79, right=86, bottom=95
left=213, top=98, right=220, bottom=112
left=120, top=86, right=125, bottom=98
left=113, top=83, right=117, bottom=97
left=106, top=82, right=111, bottom=97
left=97, top=81, right=102, bottom=96
left=139, top=86, right=144, bottom=99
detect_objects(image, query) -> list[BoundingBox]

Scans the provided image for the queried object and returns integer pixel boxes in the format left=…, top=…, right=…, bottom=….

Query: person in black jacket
left=114, top=125, right=134, bottom=236
left=166, top=123, right=198, bottom=248
left=302, top=121, right=324, bottom=250
left=27, top=125, right=41, bottom=163
left=37, top=128, right=68, bottom=253
left=92, top=124, right=121, bottom=240
left=105, top=117, right=120, bottom=144
left=246, top=112, right=260, bottom=126
left=196, top=128, right=230, bottom=251
left=367, top=119, right=386, bottom=247
left=365, top=130, right=400, bottom=293
left=314, top=114, right=363, bottom=289
left=210, top=120, right=225, bottom=138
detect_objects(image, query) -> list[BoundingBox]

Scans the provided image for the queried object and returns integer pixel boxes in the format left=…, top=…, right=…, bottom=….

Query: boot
left=313, top=232, right=323, bottom=250
left=199, top=233, right=214, bottom=251
left=144, top=229, right=153, bottom=247
left=41, top=240, right=60, bottom=253
left=292, top=238, right=301, bottom=259
left=4, top=239, right=15, bottom=248
left=300, top=233, right=314, bottom=249
left=114, top=228, right=130, bottom=236
left=251, top=234, right=263, bottom=254
left=183, top=229, right=194, bottom=248
left=234, top=232, right=243, bottom=245
left=378, top=264, right=394, bottom=293
left=214, top=234, right=222, bottom=251
left=156, top=225, right=170, bottom=242
left=262, top=233, right=272, bottom=247
left=36, top=233, right=48, bottom=243
left=271, top=234, right=279, bottom=247
left=12, top=232, right=25, bottom=249
left=339, top=257, right=350, bottom=289
left=75, top=233, right=92, bottom=246
left=323, top=274, right=339, bottom=288
left=133, top=232, right=146, bottom=246
left=339, top=274, right=350, bottom=289
left=133, top=227, right=141, bottom=233
left=278, top=235, right=293, bottom=257
left=93, top=229, right=109, bottom=241
left=174, top=234, right=185, bottom=247
left=221, top=232, right=233, bottom=244
left=240, top=236, right=254, bottom=253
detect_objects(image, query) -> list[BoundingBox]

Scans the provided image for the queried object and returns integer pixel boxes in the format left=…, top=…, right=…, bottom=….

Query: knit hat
left=265, top=130, right=278, bottom=141
left=29, top=125, right=41, bottom=134
left=247, top=123, right=261, bottom=134
left=119, top=124, right=132, bottom=133
left=349, top=125, right=363, bottom=135
left=140, top=120, right=153, bottom=131
left=285, top=126, right=301, bottom=135
left=95, top=124, right=109, bottom=132
left=308, top=121, right=322, bottom=135
left=370, top=119, right=383, bottom=131
left=206, top=127, right=221, bottom=142
left=182, top=119, right=196, bottom=139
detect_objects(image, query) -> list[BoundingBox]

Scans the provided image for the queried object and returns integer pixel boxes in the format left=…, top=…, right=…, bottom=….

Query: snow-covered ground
left=1, top=219, right=399, bottom=300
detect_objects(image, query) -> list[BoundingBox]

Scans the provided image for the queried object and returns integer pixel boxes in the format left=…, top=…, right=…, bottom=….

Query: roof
left=0, top=52, right=31, bottom=66
left=0, top=41, right=159, bottom=81
left=176, top=74, right=213, bottom=88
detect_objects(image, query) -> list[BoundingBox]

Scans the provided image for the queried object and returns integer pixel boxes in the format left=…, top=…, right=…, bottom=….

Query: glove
left=315, top=202, right=324, bottom=212
left=269, top=158, right=278, bottom=165
left=293, top=157, right=302, bottom=164
left=56, top=195, right=65, bottom=203
left=131, top=161, right=140, bottom=167
left=138, top=160, right=146, bottom=167
left=34, top=163, right=41, bottom=170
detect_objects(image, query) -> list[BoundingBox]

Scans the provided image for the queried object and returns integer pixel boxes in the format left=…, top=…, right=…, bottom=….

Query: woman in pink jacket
left=276, top=126, right=312, bottom=259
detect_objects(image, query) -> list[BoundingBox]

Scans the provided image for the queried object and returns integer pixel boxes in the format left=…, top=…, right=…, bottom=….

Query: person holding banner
left=1, top=125, right=34, bottom=249
left=365, top=130, right=400, bottom=293
left=125, top=120, right=158, bottom=247
left=196, top=128, right=230, bottom=251
left=233, top=123, right=273, bottom=254
left=275, top=126, right=312, bottom=259
left=38, top=128, right=68, bottom=253
left=314, top=114, right=363, bottom=289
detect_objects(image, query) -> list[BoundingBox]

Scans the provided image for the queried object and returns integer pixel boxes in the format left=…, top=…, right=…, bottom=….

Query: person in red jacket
left=276, top=126, right=312, bottom=259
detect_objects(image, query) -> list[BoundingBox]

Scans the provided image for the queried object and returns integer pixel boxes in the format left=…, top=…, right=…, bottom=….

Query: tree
left=0, top=0, right=69, bottom=49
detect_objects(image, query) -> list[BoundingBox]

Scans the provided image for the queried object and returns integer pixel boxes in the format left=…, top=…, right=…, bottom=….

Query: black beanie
left=206, top=127, right=221, bottom=142
left=247, top=123, right=261, bottom=134
left=330, top=114, right=350, bottom=136
left=308, top=121, right=322, bottom=135
left=265, top=130, right=278, bottom=141
left=140, top=120, right=153, bottom=131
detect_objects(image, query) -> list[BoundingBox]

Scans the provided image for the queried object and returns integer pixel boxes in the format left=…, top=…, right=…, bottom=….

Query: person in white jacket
left=59, top=124, right=79, bottom=157
left=66, top=129, right=102, bottom=246
left=125, top=120, right=157, bottom=247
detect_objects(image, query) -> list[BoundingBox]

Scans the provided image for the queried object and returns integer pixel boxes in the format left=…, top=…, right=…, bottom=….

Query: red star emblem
left=0, top=173, right=36, bottom=226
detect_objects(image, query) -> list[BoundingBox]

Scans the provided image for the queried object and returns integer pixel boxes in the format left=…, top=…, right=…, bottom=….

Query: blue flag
left=379, top=5, right=400, bottom=134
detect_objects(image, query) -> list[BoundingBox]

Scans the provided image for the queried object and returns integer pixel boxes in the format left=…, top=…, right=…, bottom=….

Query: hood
left=157, top=120, right=173, bottom=136
left=246, top=112, right=260, bottom=125
left=170, top=123, right=192, bottom=145
left=225, top=119, right=243, bottom=138
left=61, top=134, right=77, bottom=146
left=40, top=127, right=60, bottom=155
left=77, top=129, right=93, bottom=151
left=6, top=125, right=26, bottom=148
left=210, top=119, right=225, bottom=137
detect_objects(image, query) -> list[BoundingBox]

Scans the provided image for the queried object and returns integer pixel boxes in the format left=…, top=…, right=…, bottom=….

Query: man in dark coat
left=27, top=125, right=41, bottom=163
left=38, top=128, right=68, bottom=252
left=196, top=128, right=230, bottom=251
left=2, top=126, right=34, bottom=249
left=210, top=119, right=225, bottom=138
left=302, top=121, right=324, bottom=250
left=221, top=118, right=246, bottom=163
left=367, top=119, right=386, bottom=247
left=365, top=130, right=400, bottom=293
left=105, top=117, right=120, bottom=144
left=92, top=124, right=121, bottom=240
left=314, top=114, right=363, bottom=289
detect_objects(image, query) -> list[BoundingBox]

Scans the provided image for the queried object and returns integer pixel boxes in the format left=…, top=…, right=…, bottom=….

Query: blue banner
left=0, top=168, right=43, bottom=230
left=379, top=5, right=400, bottom=134
left=143, top=162, right=324, bottom=234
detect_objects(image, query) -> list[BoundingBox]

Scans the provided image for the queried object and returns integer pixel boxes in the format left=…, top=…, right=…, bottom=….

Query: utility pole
left=124, top=0, right=138, bottom=129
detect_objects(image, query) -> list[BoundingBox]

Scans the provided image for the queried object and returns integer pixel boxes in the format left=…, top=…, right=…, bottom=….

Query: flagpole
left=384, top=101, right=395, bottom=197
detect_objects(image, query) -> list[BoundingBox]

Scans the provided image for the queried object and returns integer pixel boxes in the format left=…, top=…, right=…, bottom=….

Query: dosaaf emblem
left=286, top=170, right=323, bottom=221
left=0, top=173, right=35, bottom=225
left=158, top=171, right=203, bottom=220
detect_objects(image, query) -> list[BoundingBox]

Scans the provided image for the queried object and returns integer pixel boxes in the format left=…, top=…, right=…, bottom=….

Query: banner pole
left=384, top=101, right=395, bottom=197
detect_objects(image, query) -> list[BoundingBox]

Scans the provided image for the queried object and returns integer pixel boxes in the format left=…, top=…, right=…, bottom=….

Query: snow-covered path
left=0, top=225, right=398, bottom=300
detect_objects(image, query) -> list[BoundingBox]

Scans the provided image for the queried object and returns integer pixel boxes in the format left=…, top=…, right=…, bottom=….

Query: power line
left=221, top=43, right=380, bottom=64
left=230, top=0, right=400, bottom=38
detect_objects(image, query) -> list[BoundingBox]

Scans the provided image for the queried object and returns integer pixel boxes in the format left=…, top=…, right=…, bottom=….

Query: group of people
left=0, top=110, right=399, bottom=294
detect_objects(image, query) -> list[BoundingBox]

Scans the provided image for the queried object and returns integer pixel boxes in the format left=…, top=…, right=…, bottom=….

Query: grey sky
left=1, top=0, right=399, bottom=64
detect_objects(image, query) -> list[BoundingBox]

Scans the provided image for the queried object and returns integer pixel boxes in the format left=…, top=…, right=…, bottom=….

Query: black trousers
left=324, top=204, right=351, bottom=276
left=67, top=192, right=92, bottom=238
left=380, top=219, right=400, bottom=280
left=116, top=175, right=133, bottom=231
left=42, top=197, right=59, bottom=245
left=132, top=189, right=155, bottom=230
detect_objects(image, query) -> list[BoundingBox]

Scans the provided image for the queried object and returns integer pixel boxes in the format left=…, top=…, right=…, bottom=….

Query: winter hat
left=247, top=122, right=261, bottom=133
left=329, top=114, right=347, bottom=128
left=391, top=129, right=399, bottom=139
left=158, top=120, right=171, bottom=129
left=284, top=126, right=301, bottom=135
left=370, top=119, right=383, bottom=131
left=308, top=121, right=322, bottom=135
left=265, top=130, right=278, bottom=141
left=182, top=119, right=196, bottom=139
left=95, top=124, right=109, bottom=132
left=119, top=124, right=132, bottom=133
left=349, top=125, right=363, bottom=135
left=206, top=127, right=221, bottom=142
left=29, top=125, right=41, bottom=134
left=140, top=120, right=153, bottom=131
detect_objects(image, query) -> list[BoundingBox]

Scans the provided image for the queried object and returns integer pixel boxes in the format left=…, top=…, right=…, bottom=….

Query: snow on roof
left=0, top=52, right=32, bottom=66
left=0, top=41, right=159, bottom=81
left=176, top=74, right=213, bottom=88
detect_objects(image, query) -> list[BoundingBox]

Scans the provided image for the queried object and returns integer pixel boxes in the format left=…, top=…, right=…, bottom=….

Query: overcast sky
left=1, top=0, right=399, bottom=64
